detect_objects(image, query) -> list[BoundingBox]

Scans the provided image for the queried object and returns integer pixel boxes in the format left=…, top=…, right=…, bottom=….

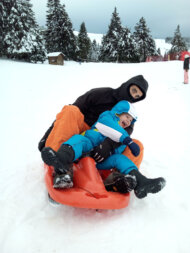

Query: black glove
left=123, top=137, right=140, bottom=157
left=90, top=137, right=121, bottom=163
left=38, top=121, right=55, bottom=152
left=104, top=171, right=137, bottom=193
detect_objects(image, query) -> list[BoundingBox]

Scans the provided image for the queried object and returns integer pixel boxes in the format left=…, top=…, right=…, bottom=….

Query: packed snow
left=0, top=58, right=190, bottom=253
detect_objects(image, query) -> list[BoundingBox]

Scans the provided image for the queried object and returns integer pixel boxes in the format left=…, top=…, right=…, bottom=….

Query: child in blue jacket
left=42, top=101, right=166, bottom=199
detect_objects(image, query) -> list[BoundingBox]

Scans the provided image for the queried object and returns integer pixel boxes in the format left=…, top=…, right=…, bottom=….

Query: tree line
left=0, top=0, right=188, bottom=63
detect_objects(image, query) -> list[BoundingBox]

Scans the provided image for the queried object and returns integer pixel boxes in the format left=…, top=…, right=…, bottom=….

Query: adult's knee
left=57, top=105, right=83, bottom=119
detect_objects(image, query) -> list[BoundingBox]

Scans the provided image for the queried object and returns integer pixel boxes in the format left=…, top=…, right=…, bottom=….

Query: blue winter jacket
left=84, top=100, right=137, bottom=154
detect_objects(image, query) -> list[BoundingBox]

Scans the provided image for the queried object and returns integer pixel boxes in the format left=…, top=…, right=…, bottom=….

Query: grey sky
left=31, top=0, right=190, bottom=38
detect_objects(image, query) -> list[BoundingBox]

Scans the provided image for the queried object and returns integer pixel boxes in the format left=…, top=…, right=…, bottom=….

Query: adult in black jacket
left=73, top=75, right=147, bottom=127
left=39, top=75, right=148, bottom=157
left=39, top=75, right=151, bottom=194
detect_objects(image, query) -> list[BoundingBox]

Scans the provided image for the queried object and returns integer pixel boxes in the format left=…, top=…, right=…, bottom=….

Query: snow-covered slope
left=0, top=59, right=190, bottom=253
left=75, top=31, right=172, bottom=55
left=155, top=39, right=172, bottom=55
left=74, top=31, right=103, bottom=45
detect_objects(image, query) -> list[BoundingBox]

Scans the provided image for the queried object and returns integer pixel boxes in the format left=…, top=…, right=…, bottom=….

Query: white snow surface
left=0, top=58, right=190, bottom=253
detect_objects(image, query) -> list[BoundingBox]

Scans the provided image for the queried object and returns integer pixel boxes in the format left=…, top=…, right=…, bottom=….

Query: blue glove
left=123, top=137, right=140, bottom=157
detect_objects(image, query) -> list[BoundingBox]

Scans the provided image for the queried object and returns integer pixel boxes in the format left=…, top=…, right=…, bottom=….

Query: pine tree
left=46, top=0, right=59, bottom=52
left=77, top=22, right=91, bottom=61
left=1, top=0, right=14, bottom=16
left=89, top=39, right=100, bottom=62
left=118, top=27, right=139, bottom=63
left=60, top=5, right=77, bottom=60
left=170, top=25, right=188, bottom=53
left=157, top=48, right=161, bottom=55
left=100, top=7, right=123, bottom=62
left=46, top=1, right=77, bottom=60
left=133, top=17, right=157, bottom=62
left=4, top=0, right=46, bottom=62
left=0, top=1, right=14, bottom=55
left=0, top=2, right=4, bottom=55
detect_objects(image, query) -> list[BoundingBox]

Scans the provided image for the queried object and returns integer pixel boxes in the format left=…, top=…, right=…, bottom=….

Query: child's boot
left=129, top=169, right=166, bottom=199
left=41, top=144, right=75, bottom=189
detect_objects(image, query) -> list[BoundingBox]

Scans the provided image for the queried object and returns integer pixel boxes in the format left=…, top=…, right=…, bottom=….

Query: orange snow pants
left=45, top=105, right=144, bottom=169
left=46, top=105, right=90, bottom=151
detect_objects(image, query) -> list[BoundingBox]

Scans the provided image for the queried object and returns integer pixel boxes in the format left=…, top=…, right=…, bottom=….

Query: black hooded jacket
left=73, top=75, right=148, bottom=127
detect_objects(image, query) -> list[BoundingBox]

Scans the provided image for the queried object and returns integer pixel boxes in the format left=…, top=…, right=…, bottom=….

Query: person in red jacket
left=184, top=54, right=190, bottom=84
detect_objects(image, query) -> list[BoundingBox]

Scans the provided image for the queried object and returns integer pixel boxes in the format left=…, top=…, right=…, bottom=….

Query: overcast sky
left=31, top=0, right=190, bottom=38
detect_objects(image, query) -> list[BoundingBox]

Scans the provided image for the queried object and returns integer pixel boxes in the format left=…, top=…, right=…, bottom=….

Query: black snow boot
left=53, top=171, right=74, bottom=189
left=41, top=144, right=74, bottom=173
left=129, top=169, right=166, bottom=199
left=104, top=171, right=137, bottom=194
left=41, top=145, right=75, bottom=189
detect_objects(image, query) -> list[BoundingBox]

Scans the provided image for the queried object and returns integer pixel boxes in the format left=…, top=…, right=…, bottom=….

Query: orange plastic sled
left=44, top=157, right=130, bottom=209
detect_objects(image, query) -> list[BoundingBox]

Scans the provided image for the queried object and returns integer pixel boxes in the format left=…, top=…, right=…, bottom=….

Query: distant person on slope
left=41, top=100, right=166, bottom=199
left=184, top=54, right=190, bottom=84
